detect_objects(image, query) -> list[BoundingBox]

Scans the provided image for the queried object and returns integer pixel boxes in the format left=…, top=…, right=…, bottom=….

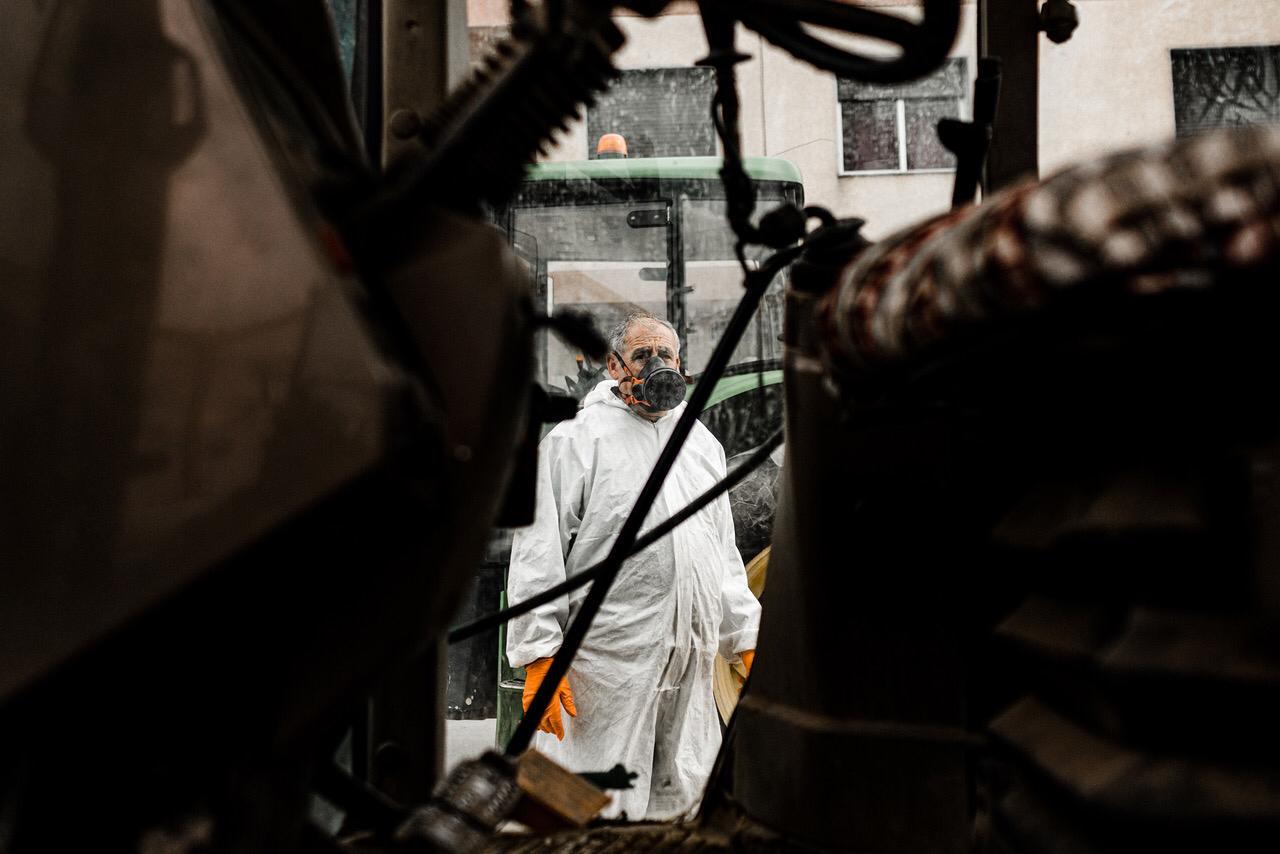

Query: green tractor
left=448, top=153, right=803, bottom=746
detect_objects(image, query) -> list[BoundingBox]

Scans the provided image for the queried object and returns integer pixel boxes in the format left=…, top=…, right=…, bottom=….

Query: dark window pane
left=841, top=100, right=900, bottom=172
left=839, top=58, right=967, bottom=102
left=587, top=68, right=717, bottom=158
left=905, top=97, right=961, bottom=169
left=839, top=59, right=968, bottom=173
left=1171, top=45, right=1280, bottom=138
left=325, top=0, right=358, bottom=84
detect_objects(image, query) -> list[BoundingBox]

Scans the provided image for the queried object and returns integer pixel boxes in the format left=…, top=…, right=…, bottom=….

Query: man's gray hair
left=608, top=311, right=680, bottom=355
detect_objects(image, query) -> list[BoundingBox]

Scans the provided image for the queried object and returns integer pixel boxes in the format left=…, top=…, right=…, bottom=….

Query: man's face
left=608, top=320, right=681, bottom=418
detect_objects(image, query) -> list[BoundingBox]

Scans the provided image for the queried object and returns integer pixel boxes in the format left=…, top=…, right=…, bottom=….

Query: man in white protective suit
left=505, top=311, right=760, bottom=820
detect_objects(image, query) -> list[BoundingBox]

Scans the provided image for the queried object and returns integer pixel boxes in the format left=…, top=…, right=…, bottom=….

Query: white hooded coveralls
left=506, top=379, right=761, bottom=820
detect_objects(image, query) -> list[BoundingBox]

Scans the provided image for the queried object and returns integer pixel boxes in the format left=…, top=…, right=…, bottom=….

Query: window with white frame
left=837, top=58, right=968, bottom=174
left=1171, top=45, right=1280, bottom=138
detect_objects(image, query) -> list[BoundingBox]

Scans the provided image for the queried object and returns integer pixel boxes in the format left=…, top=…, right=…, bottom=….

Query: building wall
left=467, top=1, right=1280, bottom=239
left=1039, top=0, right=1280, bottom=174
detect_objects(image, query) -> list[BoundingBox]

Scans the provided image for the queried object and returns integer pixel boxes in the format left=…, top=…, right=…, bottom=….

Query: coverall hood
left=583, top=378, right=681, bottom=421
left=582, top=378, right=629, bottom=410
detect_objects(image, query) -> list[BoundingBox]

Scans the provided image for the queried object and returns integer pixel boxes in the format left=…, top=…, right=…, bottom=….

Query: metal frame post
left=979, top=0, right=1041, bottom=192
left=365, top=0, right=470, bottom=800
left=382, top=0, right=469, bottom=165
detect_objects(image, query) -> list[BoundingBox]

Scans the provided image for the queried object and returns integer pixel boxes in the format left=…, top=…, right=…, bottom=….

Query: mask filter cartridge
left=615, top=352, right=686, bottom=413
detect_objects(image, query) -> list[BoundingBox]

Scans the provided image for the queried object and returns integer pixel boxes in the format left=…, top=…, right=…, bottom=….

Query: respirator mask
left=614, top=351, right=686, bottom=414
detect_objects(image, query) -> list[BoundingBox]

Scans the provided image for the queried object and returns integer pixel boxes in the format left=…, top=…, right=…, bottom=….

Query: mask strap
left=613, top=350, right=637, bottom=381
left=612, top=350, right=643, bottom=405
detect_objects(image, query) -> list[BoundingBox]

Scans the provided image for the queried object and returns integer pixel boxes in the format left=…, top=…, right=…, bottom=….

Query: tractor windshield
left=508, top=175, right=796, bottom=397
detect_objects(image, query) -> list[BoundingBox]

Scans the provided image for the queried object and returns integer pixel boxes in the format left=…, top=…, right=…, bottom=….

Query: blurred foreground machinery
left=0, top=1, right=538, bottom=849
left=719, top=125, right=1280, bottom=852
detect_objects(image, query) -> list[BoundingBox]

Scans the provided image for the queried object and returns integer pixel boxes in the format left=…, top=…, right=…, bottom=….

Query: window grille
left=1171, top=45, right=1280, bottom=138
left=587, top=67, right=717, bottom=159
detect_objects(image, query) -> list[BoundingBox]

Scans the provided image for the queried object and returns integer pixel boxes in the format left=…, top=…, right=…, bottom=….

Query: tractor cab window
left=511, top=199, right=669, bottom=396
left=680, top=196, right=786, bottom=376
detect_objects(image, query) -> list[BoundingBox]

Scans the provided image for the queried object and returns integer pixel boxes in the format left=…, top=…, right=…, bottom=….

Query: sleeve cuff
left=507, top=638, right=563, bottom=670
left=718, top=625, right=758, bottom=661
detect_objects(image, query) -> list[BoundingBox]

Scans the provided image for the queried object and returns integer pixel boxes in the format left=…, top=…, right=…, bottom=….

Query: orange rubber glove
left=739, top=649, right=755, bottom=676
left=521, top=657, right=577, bottom=741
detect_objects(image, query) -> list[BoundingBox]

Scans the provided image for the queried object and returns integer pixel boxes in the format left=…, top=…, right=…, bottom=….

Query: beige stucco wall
left=467, top=0, right=510, bottom=27
left=468, top=1, right=1280, bottom=238
left=1039, top=0, right=1280, bottom=175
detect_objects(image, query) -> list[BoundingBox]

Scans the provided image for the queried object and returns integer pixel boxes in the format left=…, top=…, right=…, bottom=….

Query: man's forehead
left=624, top=321, right=677, bottom=350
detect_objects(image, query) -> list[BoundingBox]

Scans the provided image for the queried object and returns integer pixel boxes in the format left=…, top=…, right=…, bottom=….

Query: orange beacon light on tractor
left=596, top=133, right=628, bottom=159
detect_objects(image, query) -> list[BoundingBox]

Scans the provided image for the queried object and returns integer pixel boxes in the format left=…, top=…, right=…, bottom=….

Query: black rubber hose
left=448, top=427, right=783, bottom=644
left=505, top=245, right=801, bottom=756
left=724, top=0, right=961, bottom=85
left=747, top=0, right=922, bottom=46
